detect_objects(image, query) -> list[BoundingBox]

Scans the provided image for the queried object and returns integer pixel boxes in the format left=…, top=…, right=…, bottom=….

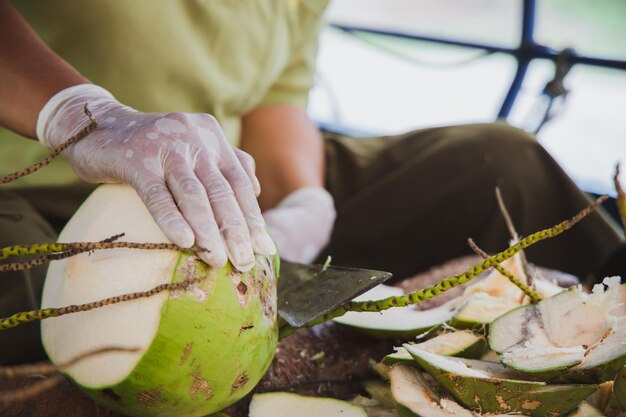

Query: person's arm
left=240, top=105, right=324, bottom=210
left=241, top=105, right=336, bottom=263
left=0, top=0, right=87, bottom=137
left=0, top=2, right=274, bottom=271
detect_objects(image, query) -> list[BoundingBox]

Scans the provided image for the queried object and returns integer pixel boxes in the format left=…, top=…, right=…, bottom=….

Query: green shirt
left=3, top=0, right=328, bottom=187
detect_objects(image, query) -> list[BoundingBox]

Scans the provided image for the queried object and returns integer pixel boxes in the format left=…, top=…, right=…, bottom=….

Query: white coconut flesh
left=489, top=278, right=626, bottom=375
left=248, top=392, right=367, bottom=417
left=41, top=184, right=180, bottom=387
left=333, top=285, right=457, bottom=336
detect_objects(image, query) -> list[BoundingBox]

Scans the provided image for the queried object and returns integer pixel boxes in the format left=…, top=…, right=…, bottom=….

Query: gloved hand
left=262, top=187, right=336, bottom=264
left=37, top=84, right=275, bottom=271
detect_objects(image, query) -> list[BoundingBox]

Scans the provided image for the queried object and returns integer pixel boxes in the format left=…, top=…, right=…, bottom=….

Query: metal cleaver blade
left=277, top=260, right=393, bottom=328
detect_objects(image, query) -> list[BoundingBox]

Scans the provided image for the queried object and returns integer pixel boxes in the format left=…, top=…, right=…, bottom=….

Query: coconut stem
left=0, top=374, right=64, bottom=404
left=303, top=196, right=606, bottom=328
left=495, top=187, right=534, bottom=287
left=0, top=105, right=97, bottom=185
left=0, top=239, right=204, bottom=261
left=0, top=347, right=140, bottom=404
left=0, top=233, right=122, bottom=272
left=467, top=237, right=542, bottom=303
left=614, top=163, right=626, bottom=237
left=0, top=237, right=208, bottom=272
left=0, top=278, right=200, bottom=331
left=0, top=346, right=140, bottom=378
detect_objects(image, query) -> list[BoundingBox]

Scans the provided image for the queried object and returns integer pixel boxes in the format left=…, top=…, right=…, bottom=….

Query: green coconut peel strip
left=0, top=105, right=97, bottom=185
left=0, top=195, right=607, bottom=335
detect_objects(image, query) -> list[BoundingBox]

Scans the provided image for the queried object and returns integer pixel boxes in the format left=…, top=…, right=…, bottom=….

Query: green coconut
left=403, top=344, right=598, bottom=417
left=489, top=278, right=626, bottom=383
left=41, top=184, right=279, bottom=417
left=383, top=331, right=487, bottom=366
left=248, top=392, right=367, bottom=417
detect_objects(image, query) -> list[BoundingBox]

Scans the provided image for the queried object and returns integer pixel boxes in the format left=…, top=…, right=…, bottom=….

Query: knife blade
left=277, top=260, right=392, bottom=328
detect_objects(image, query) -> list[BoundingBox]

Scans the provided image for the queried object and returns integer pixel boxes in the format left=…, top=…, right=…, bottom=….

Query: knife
left=277, top=260, right=392, bottom=328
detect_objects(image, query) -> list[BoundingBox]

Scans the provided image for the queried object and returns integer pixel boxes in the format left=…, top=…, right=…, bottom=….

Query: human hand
left=36, top=84, right=275, bottom=271
left=262, top=187, right=336, bottom=264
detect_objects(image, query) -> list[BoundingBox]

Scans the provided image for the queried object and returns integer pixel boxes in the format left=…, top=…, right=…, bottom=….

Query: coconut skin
left=41, top=185, right=280, bottom=417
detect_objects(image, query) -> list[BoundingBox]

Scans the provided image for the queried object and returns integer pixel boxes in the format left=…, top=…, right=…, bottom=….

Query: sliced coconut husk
left=404, top=344, right=597, bottom=417
left=383, top=331, right=486, bottom=366
left=363, top=379, right=396, bottom=408
left=389, top=363, right=526, bottom=417
left=248, top=392, right=367, bottom=417
left=489, top=278, right=626, bottom=383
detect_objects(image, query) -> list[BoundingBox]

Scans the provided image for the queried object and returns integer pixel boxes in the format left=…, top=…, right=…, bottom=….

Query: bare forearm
left=241, top=105, right=324, bottom=210
left=0, top=1, right=87, bottom=138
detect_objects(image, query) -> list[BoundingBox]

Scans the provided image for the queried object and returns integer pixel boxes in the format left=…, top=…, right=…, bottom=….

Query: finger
left=131, top=176, right=195, bottom=248
left=164, top=159, right=228, bottom=268
left=195, top=160, right=256, bottom=271
left=233, top=148, right=261, bottom=196
left=211, top=150, right=276, bottom=258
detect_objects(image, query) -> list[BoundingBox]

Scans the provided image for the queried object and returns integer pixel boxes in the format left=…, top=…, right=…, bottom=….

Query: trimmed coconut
left=41, top=185, right=279, bottom=417
left=248, top=392, right=367, bottom=417
left=404, top=344, right=598, bottom=417
left=489, top=278, right=626, bottom=382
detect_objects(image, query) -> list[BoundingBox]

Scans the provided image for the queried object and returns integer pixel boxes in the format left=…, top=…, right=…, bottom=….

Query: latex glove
left=262, top=187, right=336, bottom=264
left=37, top=84, right=275, bottom=271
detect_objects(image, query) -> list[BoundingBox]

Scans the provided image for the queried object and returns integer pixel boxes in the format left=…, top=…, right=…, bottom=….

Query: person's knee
left=448, top=123, right=536, bottom=152
left=449, top=123, right=546, bottom=177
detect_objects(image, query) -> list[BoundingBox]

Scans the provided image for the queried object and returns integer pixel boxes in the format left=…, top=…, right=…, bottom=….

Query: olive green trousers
left=1, top=122, right=623, bottom=363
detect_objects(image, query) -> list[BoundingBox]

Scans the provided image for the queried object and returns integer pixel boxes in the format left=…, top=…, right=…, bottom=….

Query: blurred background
left=309, top=0, right=626, bottom=198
